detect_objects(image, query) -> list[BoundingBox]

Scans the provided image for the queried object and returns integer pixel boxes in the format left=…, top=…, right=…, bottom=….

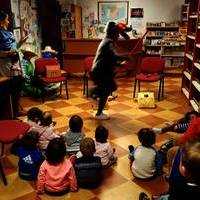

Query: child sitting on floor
left=37, top=137, right=77, bottom=195
left=62, top=115, right=85, bottom=155
left=33, top=111, right=59, bottom=150
left=128, top=128, right=163, bottom=179
left=153, top=110, right=199, bottom=134
left=24, top=107, right=43, bottom=128
left=94, top=125, right=117, bottom=167
left=11, top=130, right=44, bottom=180
left=75, top=137, right=102, bottom=189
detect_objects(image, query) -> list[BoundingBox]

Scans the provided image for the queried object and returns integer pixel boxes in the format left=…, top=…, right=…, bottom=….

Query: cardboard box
left=46, top=65, right=61, bottom=78
left=138, top=92, right=155, bottom=108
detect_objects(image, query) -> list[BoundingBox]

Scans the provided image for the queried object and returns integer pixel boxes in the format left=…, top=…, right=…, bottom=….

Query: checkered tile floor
left=0, top=76, right=192, bottom=200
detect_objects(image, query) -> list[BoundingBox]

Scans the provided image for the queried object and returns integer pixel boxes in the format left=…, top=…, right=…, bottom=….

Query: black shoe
left=128, top=145, right=134, bottom=153
left=139, top=192, right=150, bottom=200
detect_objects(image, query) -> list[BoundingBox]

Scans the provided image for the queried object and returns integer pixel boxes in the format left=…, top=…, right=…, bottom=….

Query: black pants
left=89, top=79, right=117, bottom=115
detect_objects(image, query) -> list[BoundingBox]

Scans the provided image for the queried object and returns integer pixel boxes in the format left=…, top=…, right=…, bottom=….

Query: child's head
left=21, top=130, right=39, bottom=151
left=95, top=125, right=109, bottom=143
left=80, top=137, right=95, bottom=157
left=69, top=115, right=83, bottom=132
left=40, top=111, right=53, bottom=126
left=185, top=110, right=199, bottom=123
left=181, top=139, right=200, bottom=185
left=138, top=128, right=156, bottom=147
left=27, top=107, right=43, bottom=123
left=46, top=138, right=66, bottom=165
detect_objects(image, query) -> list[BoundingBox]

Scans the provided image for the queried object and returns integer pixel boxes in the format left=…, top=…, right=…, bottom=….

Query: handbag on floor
left=137, top=92, right=155, bottom=108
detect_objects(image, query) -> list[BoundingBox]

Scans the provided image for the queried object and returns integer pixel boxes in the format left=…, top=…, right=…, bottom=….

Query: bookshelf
left=145, top=22, right=179, bottom=56
left=160, top=39, right=185, bottom=75
left=182, top=0, right=200, bottom=112
left=181, top=4, right=189, bottom=27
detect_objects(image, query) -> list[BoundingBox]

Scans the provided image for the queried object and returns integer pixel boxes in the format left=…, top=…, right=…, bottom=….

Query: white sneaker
left=95, top=113, right=110, bottom=120
left=152, top=128, right=162, bottom=134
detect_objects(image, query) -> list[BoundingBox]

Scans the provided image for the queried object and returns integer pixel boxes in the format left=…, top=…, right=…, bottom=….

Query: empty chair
left=133, top=57, right=165, bottom=101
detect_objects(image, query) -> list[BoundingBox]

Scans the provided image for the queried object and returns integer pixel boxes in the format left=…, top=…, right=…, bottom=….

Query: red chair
left=133, top=57, right=165, bottom=101
left=35, top=58, right=69, bottom=102
left=83, top=57, right=95, bottom=97
left=0, top=120, right=30, bottom=185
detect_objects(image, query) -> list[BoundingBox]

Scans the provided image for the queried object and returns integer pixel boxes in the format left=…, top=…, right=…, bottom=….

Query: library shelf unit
left=181, top=3, right=189, bottom=27
left=160, top=39, right=185, bottom=75
left=182, top=0, right=200, bottom=112
left=145, top=23, right=179, bottom=56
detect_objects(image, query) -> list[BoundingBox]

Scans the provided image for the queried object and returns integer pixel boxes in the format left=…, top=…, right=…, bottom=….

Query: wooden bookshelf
left=182, top=0, right=200, bottom=111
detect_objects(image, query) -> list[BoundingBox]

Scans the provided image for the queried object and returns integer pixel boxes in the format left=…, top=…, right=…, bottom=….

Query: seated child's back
left=75, top=137, right=102, bottom=189
left=62, top=115, right=85, bottom=154
left=37, top=138, right=77, bottom=195
left=94, top=125, right=117, bottom=167
left=11, top=130, right=44, bottom=180
left=130, top=128, right=162, bottom=179
left=33, top=111, right=59, bottom=150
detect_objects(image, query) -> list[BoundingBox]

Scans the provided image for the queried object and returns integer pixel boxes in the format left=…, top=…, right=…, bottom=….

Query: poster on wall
left=130, top=8, right=144, bottom=35
left=98, top=1, right=129, bottom=24
left=131, top=8, right=143, bottom=18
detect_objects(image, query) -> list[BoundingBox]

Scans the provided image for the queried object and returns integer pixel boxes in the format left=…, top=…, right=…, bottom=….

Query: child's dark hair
left=182, top=139, right=200, bottom=185
left=80, top=137, right=95, bottom=157
left=27, top=107, right=43, bottom=123
left=40, top=111, right=53, bottom=126
left=0, top=10, right=7, bottom=21
left=69, top=115, right=83, bottom=132
left=185, top=110, right=199, bottom=122
left=46, top=138, right=66, bottom=165
left=95, top=125, right=109, bottom=143
left=138, top=128, right=156, bottom=147
left=21, top=131, right=39, bottom=151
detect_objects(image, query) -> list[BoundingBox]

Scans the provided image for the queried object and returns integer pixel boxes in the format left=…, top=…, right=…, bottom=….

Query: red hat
left=117, top=22, right=132, bottom=32
left=117, top=22, right=132, bottom=40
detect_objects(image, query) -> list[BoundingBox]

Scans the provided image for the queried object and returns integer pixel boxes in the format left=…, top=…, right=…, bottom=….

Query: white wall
left=61, top=0, right=185, bottom=38
left=131, top=0, right=184, bottom=23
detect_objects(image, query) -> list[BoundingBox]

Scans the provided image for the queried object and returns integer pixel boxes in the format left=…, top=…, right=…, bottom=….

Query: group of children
left=12, top=107, right=117, bottom=195
left=10, top=106, right=200, bottom=197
